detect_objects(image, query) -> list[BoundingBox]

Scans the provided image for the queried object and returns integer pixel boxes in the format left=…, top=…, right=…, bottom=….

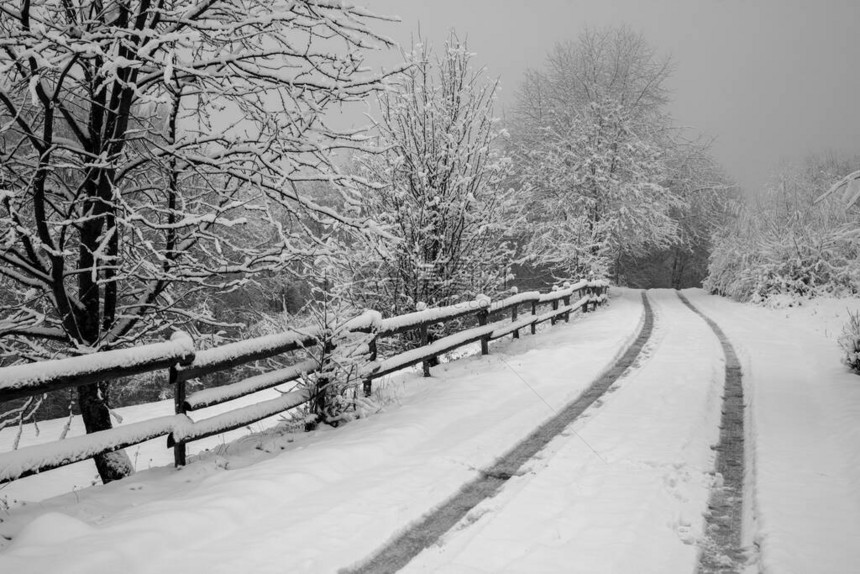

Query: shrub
left=839, top=310, right=860, bottom=374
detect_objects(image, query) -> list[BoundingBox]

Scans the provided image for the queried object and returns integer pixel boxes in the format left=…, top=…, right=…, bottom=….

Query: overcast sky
left=357, top=0, right=860, bottom=193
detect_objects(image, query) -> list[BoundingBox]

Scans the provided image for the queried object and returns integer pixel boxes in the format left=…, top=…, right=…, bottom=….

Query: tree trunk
left=73, top=295, right=134, bottom=483
left=78, top=382, right=134, bottom=482
left=72, top=161, right=134, bottom=483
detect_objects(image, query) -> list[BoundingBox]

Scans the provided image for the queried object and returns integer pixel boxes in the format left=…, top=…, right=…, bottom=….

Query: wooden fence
left=0, top=280, right=608, bottom=484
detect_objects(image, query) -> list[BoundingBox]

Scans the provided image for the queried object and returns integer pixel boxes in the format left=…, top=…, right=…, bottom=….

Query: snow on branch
left=816, top=170, right=860, bottom=207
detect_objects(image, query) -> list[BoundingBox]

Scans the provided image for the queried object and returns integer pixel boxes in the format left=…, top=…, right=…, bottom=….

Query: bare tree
left=0, top=0, right=398, bottom=482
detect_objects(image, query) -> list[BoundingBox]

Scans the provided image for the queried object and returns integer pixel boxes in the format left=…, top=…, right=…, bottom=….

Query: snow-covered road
left=2, top=288, right=860, bottom=574
left=401, top=289, right=725, bottom=574
left=685, top=290, right=860, bottom=574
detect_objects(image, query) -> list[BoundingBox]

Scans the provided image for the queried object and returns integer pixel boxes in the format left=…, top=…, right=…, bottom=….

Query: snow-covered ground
left=0, top=290, right=643, bottom=573
left=402, top=289, right=725, bottom=574
left=685, top=290, right=860, bottom=574
left=1, top=288, right=859, bottom=574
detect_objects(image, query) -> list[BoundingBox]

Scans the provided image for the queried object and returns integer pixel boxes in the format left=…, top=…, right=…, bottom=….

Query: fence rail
left=0, top=280, right=608, bottom=485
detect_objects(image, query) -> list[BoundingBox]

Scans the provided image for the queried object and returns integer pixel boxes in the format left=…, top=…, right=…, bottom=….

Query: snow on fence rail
left=0, top=280, right=608, bottom=485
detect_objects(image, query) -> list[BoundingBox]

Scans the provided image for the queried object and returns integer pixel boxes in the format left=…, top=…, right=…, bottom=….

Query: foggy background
left=359, top=0, right=860, bottom=194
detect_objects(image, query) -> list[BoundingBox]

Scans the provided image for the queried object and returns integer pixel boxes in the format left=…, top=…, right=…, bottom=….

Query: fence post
left=562, top=281, right=571, bottom=322
left=477, top=308, right=489, bottom=355
left=530, top=300, right=537, bottom=334
left=171, top=365, right=186, bottom=467
left=507, top=287, right=519, bottom=340
left=170, top=331, right=196, bottom=468
left=583, top=284, right=592, bottom=313
left=420, top=323, right=431, bottom=377
left=548, top=285, right=558, bottom=325
left=363, top=335, right=377, bottom=397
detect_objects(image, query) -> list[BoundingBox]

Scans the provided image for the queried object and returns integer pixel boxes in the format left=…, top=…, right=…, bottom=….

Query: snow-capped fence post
left=171, top=366, right=187, bottom=467
left=562, top=282, right=572, bottom=322
left=583, top=284, right=592, bottom=313
left=511, top=304, right=520, bottom=338
left=550, top=286, right=560, bottom=325
left=593, top=283, right=605, bottom=308
left=530, top=301, right=538, bottom=334
left=364, top=336, right=378, bottom=397
left=509, top=287, right=521, bottom=339
left=477, top=309, right=490, bottom=356
left=170, top=332, right=196, bottom=467
left=420, top=323, right=432, bottom=377
left=476, top=294, right=492, bottom=355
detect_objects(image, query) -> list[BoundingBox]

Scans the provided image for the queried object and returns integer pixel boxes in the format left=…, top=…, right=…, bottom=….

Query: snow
left=376, top=298, right=491, bottom=334
left=402, top=289, right=724, bottom=573
left=184, top=359, right=318, bottom=410
left=365, top=322, right=498, bottom=378
left=0, top=332, right=194, bottom=393
left=180, top=328, right=320, bottom=375
left=172, top=390, right=310, bottom=445
left=0, top=416, right=186, bottom=484
left=488, top=290, right=541, bottom=314
left=0, top=386, right=304, bottom=502
left=342, top=309, right=384, bottom=333
left=489, top=314, right=541, bottom=340
left=684, top=289, right=860, bottom=574
left=490, top=297, right=589, bottom=341
left=0, top=290, right=642, bottom=573
left=1, top=288, right=859, bottom=573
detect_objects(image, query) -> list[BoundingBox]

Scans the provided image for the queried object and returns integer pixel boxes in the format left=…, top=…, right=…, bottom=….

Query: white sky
left=356, top=0, right=860, bottom=193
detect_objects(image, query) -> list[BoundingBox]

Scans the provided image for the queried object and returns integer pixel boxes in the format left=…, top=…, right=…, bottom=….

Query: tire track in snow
left=343, top=292, right=655, bottom=574
left=675, top=291, right=748, bottom=573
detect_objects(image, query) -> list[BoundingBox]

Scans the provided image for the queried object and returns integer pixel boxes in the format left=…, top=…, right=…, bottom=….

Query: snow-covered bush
left=839, top=311, right=860, bottom=374
left=706, top=155, right=860, bottom=304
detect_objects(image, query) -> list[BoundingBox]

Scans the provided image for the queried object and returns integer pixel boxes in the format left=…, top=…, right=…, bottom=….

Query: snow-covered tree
left=0, top=0, right=398, bottom=482
left=619, top=139, right=737, bottom=288
left=344, top=35, right=520, bottom=317
left=510, top=27, right=683, bottom=279
left=706, top=154, right=860, bottom=302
